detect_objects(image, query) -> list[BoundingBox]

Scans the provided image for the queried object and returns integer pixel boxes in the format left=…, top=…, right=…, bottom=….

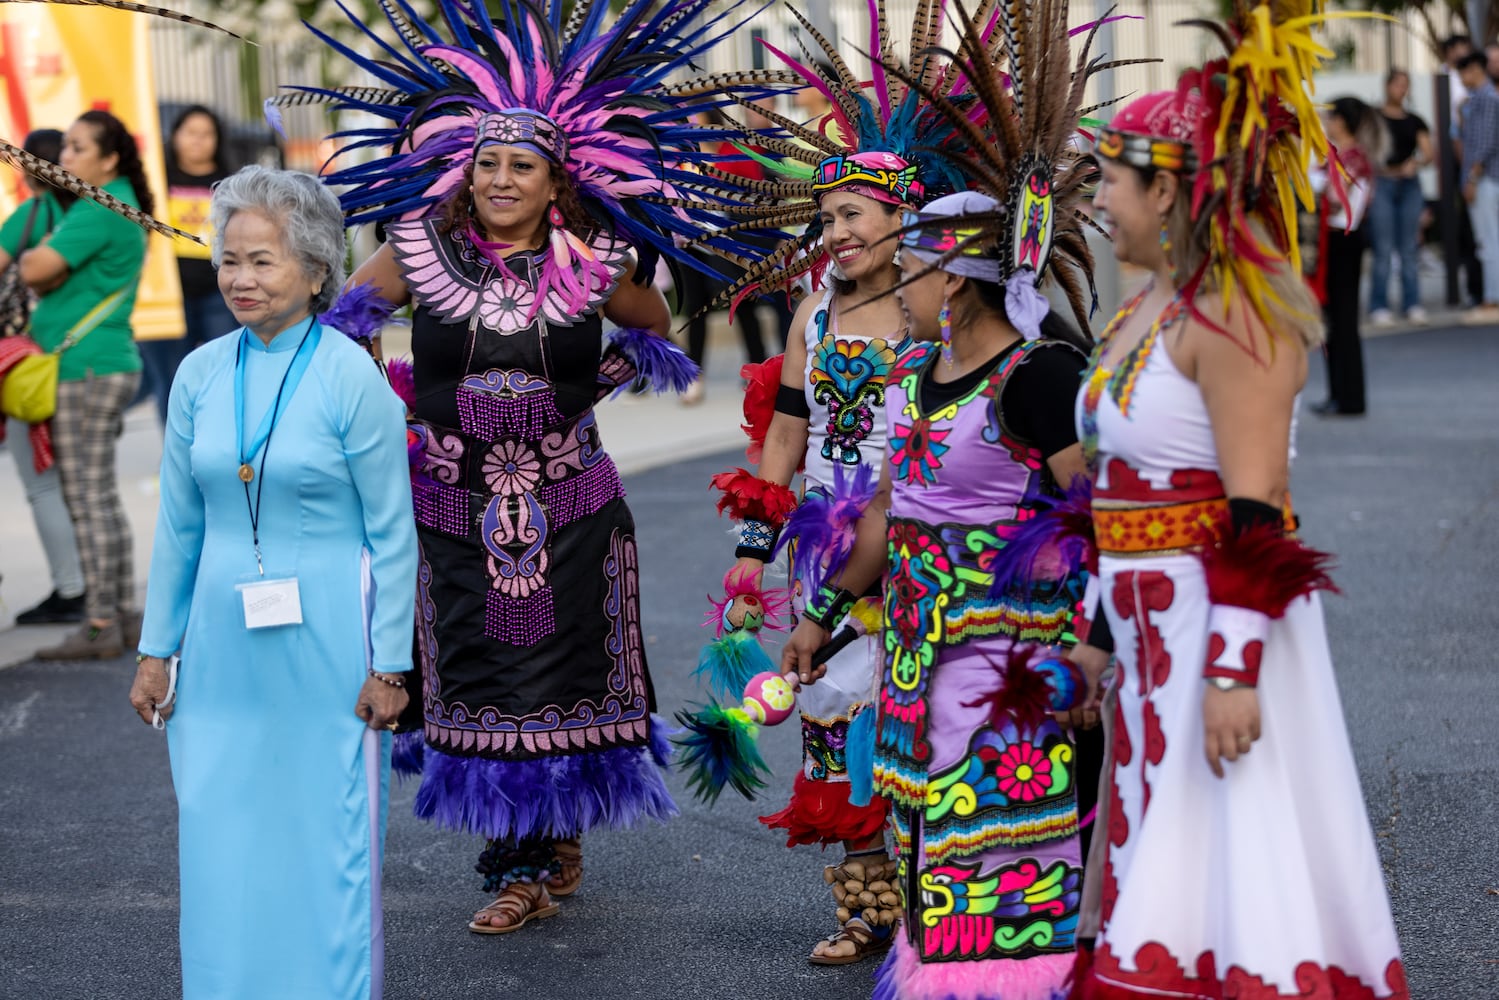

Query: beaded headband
left=473, top=110, right=568, bottom=163
left=1095, top=129, right=1198, bottom=174
left=1095, top=89, right=1202, bottom=175
left=812, top=152, right=924, bottom=206
left=899, top=189, right=1054, bottom=341
left=900, top=212, right=1002, bottom=283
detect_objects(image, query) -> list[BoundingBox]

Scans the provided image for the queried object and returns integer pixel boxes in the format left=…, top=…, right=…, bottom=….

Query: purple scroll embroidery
left=481, top=492, right=555, bottom=644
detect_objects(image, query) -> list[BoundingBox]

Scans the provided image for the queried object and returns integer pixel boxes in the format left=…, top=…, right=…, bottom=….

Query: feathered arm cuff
left=773, top=463, right=877, bottom=595
left=1198, top=505, right=1337, bottom=687
left=319, top=282, right=400, bottom=346
left=710, top=468, right=798, bottom=526
left=605, top=327, right=699, bottom=397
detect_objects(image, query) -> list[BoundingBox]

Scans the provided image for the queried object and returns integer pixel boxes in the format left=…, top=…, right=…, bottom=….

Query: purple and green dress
left=389, top=219, right=676, bottom=891
left=873, top=338, right=1087, bottom=1000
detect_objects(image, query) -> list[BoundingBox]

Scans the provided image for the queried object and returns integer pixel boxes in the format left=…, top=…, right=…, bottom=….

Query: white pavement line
left=0, top=690, right=41, bottom=737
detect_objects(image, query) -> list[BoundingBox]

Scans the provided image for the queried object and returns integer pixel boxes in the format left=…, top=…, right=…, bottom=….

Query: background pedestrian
left=0, top=128, right=85, bottom=625
left=26, top=111, right=149, bottom=660
left=1369, top=70, right=1433, bottom=326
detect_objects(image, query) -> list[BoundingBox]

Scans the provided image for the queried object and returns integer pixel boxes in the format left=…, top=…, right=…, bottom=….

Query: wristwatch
left=1207, top=676, right=1253, bottom=692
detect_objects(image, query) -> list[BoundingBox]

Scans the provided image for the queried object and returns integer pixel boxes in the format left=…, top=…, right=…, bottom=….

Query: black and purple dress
left=390, top=219, right=675, bottom=888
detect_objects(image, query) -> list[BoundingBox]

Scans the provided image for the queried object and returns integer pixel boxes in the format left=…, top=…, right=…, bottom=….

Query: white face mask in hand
left=152, top=656, right=180, bottom=731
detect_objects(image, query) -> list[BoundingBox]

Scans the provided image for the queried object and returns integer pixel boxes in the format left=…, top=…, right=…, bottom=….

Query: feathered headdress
left=1, top=0, right=243, bottom=243
left=277, top=0, right=788, bottom=316
left=890, top=0, right=1141, bottom=336
left=694, top=0, right=989, bottom=312
left=1097, top=1, right=1388, bottom=349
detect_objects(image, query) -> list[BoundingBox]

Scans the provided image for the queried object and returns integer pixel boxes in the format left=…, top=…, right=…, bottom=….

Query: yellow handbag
left=0, top=350, right=58, bottom=422
left=0, top=286, right=128, bottom=424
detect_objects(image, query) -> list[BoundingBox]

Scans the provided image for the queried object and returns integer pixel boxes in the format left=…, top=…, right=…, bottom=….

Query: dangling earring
left=549, top=202, right=565, bottom=228
left=939, top=297, right=954, bottom=368
left=1159, top=218, right=1178, bottom=284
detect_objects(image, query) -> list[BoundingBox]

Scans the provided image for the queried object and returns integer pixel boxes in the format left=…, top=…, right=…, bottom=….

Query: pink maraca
left=740, top=671, right=798, bottom=726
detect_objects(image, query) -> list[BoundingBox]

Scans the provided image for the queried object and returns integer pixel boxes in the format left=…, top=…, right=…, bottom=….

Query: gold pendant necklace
left=238, top=463, right=255, bottom=483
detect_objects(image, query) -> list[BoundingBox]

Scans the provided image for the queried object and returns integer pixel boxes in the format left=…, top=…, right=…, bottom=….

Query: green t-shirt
left=0, top=193, right=64, bottom=257
left=29, top=177, right=146, bottom=380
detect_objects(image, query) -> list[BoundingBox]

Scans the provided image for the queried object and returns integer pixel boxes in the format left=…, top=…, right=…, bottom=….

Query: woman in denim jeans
left=1369, top=69, right=1433, bottom=326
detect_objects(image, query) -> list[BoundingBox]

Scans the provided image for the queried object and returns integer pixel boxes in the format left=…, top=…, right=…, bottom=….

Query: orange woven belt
left=1093, top=498, right=1229, bottom=555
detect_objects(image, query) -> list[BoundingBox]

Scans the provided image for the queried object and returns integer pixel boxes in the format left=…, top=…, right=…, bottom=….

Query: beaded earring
left=939, top=296, right=954, bottom=367
left=549, top=203, right=565, bottom=228
left=1159, top=217, right=1178, bottom=284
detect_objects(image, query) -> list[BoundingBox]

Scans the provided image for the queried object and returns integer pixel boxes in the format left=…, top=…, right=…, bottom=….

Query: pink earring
left=549, top=203, right=565, bottom=228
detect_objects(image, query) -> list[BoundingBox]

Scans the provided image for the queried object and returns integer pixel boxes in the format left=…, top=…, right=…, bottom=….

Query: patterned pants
left=53, top=371, right=139, bottom=622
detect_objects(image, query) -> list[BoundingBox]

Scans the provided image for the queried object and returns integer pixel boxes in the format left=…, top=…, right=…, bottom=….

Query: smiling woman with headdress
left=1070, top=2, right=1409, bottom=995
left=293, top=0, right=781, bottom=935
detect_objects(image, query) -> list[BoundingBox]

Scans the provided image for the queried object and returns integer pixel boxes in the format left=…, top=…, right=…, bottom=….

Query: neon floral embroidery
left=810, top=321, right=900, bottom=465
left=995, top=740, right=1053, bottom=801
left=889, top=415, right=951, bottom=486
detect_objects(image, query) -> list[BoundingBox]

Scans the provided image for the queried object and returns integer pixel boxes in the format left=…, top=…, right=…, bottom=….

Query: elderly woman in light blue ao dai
left=128, top=166, right=417, bottom=1000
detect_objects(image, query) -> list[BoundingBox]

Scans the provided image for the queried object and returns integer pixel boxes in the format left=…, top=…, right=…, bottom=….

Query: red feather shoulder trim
left=710, top=468, right=799, bottom=526
left=740, top=354, right=784, bottom=465
left=1198, top=516, right=1338, bottom=617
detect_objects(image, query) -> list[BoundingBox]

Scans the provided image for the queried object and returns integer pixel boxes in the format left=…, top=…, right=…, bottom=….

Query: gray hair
left=209, top=165, right=346, bottom=314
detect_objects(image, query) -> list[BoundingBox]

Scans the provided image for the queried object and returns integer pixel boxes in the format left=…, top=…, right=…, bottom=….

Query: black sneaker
left=15, top=590, right=86, bottom=625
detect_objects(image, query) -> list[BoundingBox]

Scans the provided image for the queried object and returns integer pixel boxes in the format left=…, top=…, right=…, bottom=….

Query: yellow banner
left=0, top=5, right=185, bottom=340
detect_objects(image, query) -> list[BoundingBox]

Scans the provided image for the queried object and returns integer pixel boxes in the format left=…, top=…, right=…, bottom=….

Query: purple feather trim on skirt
left=409, top=714, right=679, bottom=841
left=606, top=326, right=700, bottom=396
left=775, top=463, right=876, bottom=594
left=392, top=730, right=425, bottom=778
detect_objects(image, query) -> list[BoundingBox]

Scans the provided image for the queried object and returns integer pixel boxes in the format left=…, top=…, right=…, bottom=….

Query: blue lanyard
left=234, top=318, right=320, bottom=573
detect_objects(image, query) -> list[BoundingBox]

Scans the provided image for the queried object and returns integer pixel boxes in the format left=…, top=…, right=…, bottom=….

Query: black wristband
left=775, top=383, right=811, bottom=419
left=735, top=519, right=780, bottom=561
left=1228, top=497, right=1283, bottom=534
left=804, top=583, right=857, bottom=630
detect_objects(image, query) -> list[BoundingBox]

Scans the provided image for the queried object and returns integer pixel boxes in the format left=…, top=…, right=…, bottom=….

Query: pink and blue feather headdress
left=696, top=0, right=982, bottom=309
left=273, top=0, right=792, bottom=292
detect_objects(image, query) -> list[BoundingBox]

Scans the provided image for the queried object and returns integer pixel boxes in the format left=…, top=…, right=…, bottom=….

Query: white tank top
left=1079, top=320, right=1299, bottom=494
left=800, top=287, right=909, bottom=490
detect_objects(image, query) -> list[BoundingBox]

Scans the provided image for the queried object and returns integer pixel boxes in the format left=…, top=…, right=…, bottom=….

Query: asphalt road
left=1, top=326, right=1496, bottom=999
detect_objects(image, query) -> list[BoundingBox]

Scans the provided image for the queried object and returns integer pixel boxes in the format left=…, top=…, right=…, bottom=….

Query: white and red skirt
left=1080, top=550, right=1406, bottom=999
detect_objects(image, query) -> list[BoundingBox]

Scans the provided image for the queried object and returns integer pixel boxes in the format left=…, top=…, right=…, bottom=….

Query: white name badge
left=235, top=577, right=304, bottom=629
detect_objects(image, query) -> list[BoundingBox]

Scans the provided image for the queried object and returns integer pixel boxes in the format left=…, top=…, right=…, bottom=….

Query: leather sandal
left=468, top=882, right=560, bottom=935
left=808, top=856, right=901, bottom=965
left=545, top=837, right=583, bottom=898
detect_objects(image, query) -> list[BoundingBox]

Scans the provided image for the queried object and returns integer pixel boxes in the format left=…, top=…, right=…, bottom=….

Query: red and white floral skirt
left=1080, top=552, right=1407, bottom=999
